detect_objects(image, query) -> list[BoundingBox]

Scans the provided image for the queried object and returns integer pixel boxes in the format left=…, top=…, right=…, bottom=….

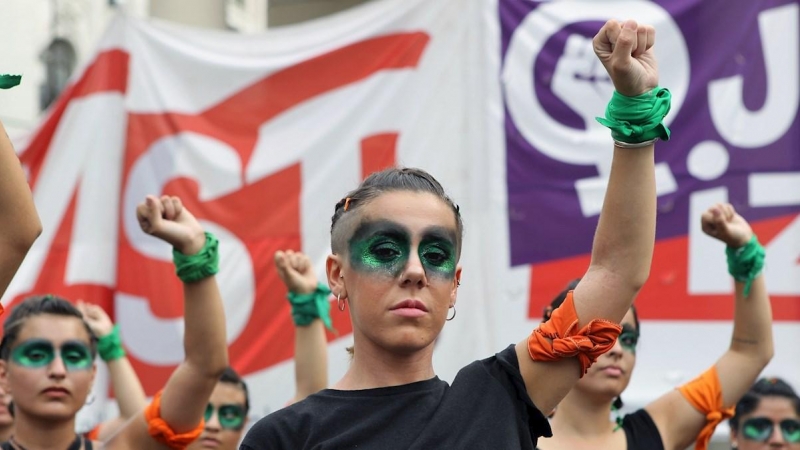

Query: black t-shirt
left=622, top=409, right=664, bottom=450
left=536, top=408, right=664, bottom=450
left=241, top=344, right=551, bottom=449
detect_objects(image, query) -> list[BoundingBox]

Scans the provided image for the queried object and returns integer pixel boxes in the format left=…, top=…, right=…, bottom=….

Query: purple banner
left=501, top=0, right=800, bottom=266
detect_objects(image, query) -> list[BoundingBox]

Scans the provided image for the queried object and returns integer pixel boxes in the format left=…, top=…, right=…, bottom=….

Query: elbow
left=9, top=219, right=42, bottom=255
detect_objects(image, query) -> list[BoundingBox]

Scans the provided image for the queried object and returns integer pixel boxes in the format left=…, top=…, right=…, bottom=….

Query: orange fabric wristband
left=527, top=291, right=622, bottom=376
left=677, top=365, right=734, bottom=450
left=144, top=390, right=205, bottom=449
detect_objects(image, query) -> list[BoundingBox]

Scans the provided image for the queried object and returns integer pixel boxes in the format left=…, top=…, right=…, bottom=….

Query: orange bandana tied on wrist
left=145, top=390, right=205, bottom=449
left=527, top=291, right=622, bottom=375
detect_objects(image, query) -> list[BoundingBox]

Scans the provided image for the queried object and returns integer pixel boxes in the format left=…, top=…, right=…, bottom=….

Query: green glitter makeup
left=205, top=403, right=246, bottom=430
left=618, top=324, right=639, bottom=354
left=10, top=339, right=93, bottom=371
left=742, top=417, right=800, bottom=443
left=348, top=220, right=458, bottom=280
left=418, top=227, right=457, bottom=279
left=348, top=221, right=410, bottom=278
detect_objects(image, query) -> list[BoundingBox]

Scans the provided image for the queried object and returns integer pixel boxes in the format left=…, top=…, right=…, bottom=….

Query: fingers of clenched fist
left=76, top=300, right=114, bottom=337
left=700, top=203, right=753, bottom=248
left=275, top=250, right=318, bottom=295
left=136, top=195, right=205, bottom=255
left=593, top=19, right=658, bottom=97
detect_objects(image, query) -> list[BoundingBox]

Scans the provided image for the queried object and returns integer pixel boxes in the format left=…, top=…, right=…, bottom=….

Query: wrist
left=727, top=233, right=753, bottom=249
left=174, top=230, right=206, bottom=255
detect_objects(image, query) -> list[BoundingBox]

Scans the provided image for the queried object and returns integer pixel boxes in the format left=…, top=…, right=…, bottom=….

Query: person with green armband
left=537, top=203, right=774, bottom=450
left=0, top=195, right=228, bottom=449
left=274, top=249, right=331, bottom=405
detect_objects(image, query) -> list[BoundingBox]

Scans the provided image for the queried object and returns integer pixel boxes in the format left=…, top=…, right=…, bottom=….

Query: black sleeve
left=622, top=409, right=665, bottom=450
left=487, top=344, right=553, bottom=439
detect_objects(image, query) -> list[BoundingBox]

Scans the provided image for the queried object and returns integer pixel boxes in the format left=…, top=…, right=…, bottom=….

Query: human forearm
left=107, top=357, right=148, bottom=418
left=293, top=319, right=328, bottom=402
left=575, top=145, right=656, bottom=324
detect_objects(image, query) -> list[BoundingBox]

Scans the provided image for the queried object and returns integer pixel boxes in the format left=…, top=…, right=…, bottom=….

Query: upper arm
left=645, top=390, right=705, bottom=450
left=158, top=361, right=218, bottom=432
left=514, top=268, right=636, bottom=414
left=646, top=354, right=759, bottom=450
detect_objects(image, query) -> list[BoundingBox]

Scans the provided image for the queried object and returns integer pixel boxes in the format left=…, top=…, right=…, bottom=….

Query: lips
left=390, top=300, right=429, bottom=312
left=599, top=365, right=624, bottom=377
left=199, top=436, right=221, bottom=448
left=42, top=386, right=70, bottom=396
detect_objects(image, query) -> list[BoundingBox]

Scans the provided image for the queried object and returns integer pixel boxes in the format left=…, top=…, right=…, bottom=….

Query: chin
left=31, top=404, right=81, bottom=422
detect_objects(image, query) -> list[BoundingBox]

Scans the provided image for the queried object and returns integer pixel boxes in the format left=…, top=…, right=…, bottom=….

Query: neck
left=334, top=332, right=436, bottom=390
left=549, top=387, right=617, bottom=437
left=11, top=409, right=77, bottom=450
left=0, top=423, right=12, bottom=442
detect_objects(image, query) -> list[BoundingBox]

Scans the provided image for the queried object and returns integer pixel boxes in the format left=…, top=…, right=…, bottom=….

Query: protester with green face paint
left=0, top=195, right=229, bottom=450
left=730, top=378, right=800, bottom=449
left=537, top=203, right=774, bottom=450
left=186, top=367, right=250, bottom=450
left=243, top=19, right=677, bottom=450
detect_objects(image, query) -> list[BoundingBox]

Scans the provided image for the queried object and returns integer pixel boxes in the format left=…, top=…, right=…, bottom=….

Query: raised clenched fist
left=275, top=250, right=319, bottom=295
left=700, top=203, right=753, bottom=248
left=136, top=195, right=205, bottom=255
left=76, top=300, right=115, bottom=338
left=593, top=19, right=658, bottom=97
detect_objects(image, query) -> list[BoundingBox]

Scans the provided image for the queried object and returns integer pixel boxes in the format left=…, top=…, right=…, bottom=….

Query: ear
left=326, top=254, right=347, bottom=299
left=450, top=266, right=462, bottom=307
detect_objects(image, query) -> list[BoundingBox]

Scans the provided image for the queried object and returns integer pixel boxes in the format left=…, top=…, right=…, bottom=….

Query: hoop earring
left=337, top=294, right=346, bottom=311
left=85, top=393, right=96, bottom=406
left=446, top=305, right=456, bottom=321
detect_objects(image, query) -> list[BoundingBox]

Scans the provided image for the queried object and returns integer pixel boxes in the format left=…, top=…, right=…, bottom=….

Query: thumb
left=611, top=20, right=638, bottom=67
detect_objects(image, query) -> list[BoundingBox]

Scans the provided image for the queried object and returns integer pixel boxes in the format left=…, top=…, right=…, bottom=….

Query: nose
left=47, top=355, right=67, bottom=378
left=205, top=409, right=221, bottom=431
left=401, top=250, right=427, bottom=289
left=767, top=423, right=785, bottom=446
left=606, top=337, right=624, bottom=359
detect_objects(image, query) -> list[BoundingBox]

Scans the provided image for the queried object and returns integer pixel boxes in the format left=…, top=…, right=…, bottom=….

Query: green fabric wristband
left=596, top=87, right=672, bottom=144
left=287, top=282, right=334, bottom=332
left=0, top=75, right=21, bottom=89
left=172, top=232, right=220, bottom=283
left=726, top=234, right=765, bottom=297
left=97, top=324, right=126, bottom=362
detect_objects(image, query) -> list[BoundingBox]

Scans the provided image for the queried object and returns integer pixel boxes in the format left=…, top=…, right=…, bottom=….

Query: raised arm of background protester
left=77, top=301, right=147, bottom=441
left=645, top=204, right=774, bottom=450
left=110, top=195, right=228, bottom=449
left=0, top=120, right=41, bottom=301
left=275, top=250, right=329, bottom=404
left=516, top=19, right=659, bottom=415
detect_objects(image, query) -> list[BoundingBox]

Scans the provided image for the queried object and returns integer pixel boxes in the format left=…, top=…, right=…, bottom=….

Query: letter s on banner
left=119, top=132, right=254, bottom=365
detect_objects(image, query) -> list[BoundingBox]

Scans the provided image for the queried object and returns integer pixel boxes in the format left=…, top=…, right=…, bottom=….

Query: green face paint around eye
left=782, top=420, right=800, bottom=443
left=742, top=417, right=783, bottom=442
left=205, top=403, right=246, bottom=430
left=10, top=339, right=93, bottom=371
left=348, top=221, right=410, bottom=278
left=418, top=233, right=457, bottom=279
left=11, top=340, right=55, bottom=368
left=618, top=325, right=639, bottom=354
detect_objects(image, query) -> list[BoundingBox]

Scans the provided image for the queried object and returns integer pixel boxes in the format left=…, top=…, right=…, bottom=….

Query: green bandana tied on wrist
left=726, top=235, right=765, bottom=297
left=172, top=232, right=219, bottom=283
left=98, top=324, right=126, bottom=362
left=596, top=87, right=672, bottom=144
left=287, top=282, right=335, bottom=332
left=0, top=75, right=21, bottom=90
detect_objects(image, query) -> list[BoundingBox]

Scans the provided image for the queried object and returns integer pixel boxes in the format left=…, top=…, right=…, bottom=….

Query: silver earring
left=337, top=294, right=346, bottom=311
left=85, top=393, right=96, bottom=405
left=446, top=305, right=456, bottom=321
